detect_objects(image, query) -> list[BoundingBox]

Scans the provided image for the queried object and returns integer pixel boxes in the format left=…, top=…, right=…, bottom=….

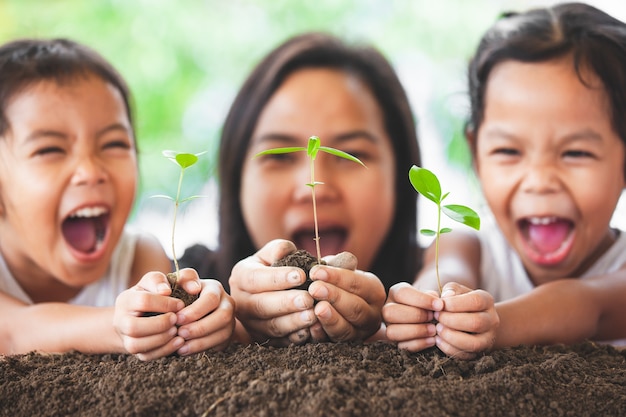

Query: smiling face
left=0, top=75, right=137, bottom=300
left=475, top=57, right=626, bottom=285
left=240, top=68, right=396, bottom=270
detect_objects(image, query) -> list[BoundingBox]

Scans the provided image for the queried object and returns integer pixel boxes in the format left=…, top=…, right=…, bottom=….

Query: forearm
left=1, top=303, right=124, bottom=355
left=494, top=281, right=600, bottom=348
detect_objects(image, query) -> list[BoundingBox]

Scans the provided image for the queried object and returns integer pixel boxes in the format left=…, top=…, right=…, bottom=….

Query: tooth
left=70, top=206, right=107, bottom=218
left=528, top=216, right=557, bottom=225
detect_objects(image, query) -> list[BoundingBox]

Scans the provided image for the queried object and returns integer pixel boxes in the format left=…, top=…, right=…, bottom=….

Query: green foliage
left=152, top=150, right=206, bottom=279
left=254, top=135, right=365, bottom=261
left=409, top=165, right=480, bottom=293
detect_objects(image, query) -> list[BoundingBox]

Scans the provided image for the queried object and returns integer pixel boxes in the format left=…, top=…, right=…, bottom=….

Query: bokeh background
left=2, top=0, right=624, bottom=255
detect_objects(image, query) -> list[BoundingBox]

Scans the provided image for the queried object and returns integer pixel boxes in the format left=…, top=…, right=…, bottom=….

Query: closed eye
left=563, top=149, right=595, bottom=159
left=103, top=139, right=132, bottom=150
left=491, top=147, right=519, bottom=156
left=34, top=146, right=65, bottom=157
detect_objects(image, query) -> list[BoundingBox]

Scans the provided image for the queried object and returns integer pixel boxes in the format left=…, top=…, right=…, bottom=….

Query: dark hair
left=217, top=32, right=421, bottom=290
left=0, top=38, right=134, bottom=138
left=468, top=2, right=626, bottom=179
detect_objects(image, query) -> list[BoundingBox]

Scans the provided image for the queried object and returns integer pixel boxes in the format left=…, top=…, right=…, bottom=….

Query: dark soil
left=272, top=249, right=325, bottom=290
left=1, top=341, right=624, bottom=417
left=167, top=272, right=199, bottom=306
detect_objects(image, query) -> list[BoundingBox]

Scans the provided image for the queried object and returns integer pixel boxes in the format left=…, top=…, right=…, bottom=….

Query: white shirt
left=0, top=227, right=138, bottom=307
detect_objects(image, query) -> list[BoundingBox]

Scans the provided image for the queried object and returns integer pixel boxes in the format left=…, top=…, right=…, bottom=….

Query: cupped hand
left=114, top=270, right=186, bottom=360
left=435, top=282, right=500, bottom=359
left=307, top=252, right=386, bottom=342
left=383, top=282, right=441, bottom=352
left=229, top=239, right=318, bottom=346
left=174, top=269, right=236, bottom=355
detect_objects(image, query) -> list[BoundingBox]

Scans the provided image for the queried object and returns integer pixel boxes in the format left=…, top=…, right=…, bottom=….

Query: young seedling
left=254, top=135, right=365, bottom=263
left=152, top=150, right=206, bottom=289
left=409, top=165, right=480, bottom=294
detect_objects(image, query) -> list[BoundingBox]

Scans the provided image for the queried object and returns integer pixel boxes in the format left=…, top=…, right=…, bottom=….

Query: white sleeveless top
left=0, top=227, right=138, bottom=307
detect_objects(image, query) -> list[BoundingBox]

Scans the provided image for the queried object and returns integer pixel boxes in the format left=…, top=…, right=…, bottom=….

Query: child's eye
left=491, top=147, right=519, bottom=156
left=34, top=146, right=64, bottom=157
left=103, top=140, right=132, bottom=150
left=563, top=149, right=595, bottom=159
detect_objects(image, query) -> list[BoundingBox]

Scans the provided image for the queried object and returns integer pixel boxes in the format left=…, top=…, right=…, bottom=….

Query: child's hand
left=174, top=269, right=235, bottom=355
left=307, top=252, right=386, bottom=342
left=114, top=271, right=186, bottom=361
left=383, top=282, right=442, bottom=351
left=435, top=282, right=500, bottom=359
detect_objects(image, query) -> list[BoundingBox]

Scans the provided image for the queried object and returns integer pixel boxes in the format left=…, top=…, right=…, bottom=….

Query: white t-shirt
left=0, top=227, right=138, bottom=307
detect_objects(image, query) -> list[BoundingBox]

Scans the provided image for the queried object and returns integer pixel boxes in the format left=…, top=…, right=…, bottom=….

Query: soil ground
left=1, top=340, right=625, bottom=416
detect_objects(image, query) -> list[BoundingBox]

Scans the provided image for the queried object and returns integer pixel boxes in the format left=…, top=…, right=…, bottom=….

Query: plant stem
left=310, top=157, right=322, bottom=262
left=171, top=167, right=185, bottom=285
left=435, top=202, right=443, bottom=294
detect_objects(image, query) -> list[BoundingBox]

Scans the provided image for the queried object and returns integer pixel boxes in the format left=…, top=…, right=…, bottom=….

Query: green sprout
left=254, top=135, right=365, bottom=262
left=152, top=150, right=206, bottom=285
left=409, top=165, right=480, bottom=293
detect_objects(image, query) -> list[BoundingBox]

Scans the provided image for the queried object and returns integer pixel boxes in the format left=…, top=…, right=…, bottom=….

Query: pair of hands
left=114, top=268, right=235, bottom=361
left=383, top=282, right=500, bottom=359
left=229, top=239, right=387, bottom=346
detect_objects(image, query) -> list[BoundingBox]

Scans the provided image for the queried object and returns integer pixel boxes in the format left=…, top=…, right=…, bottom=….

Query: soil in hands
left=272, top=249, right=326, bottom=290
left=144, top=272, right=198, bottom=317
left=166, top=272, right=199, bottom=306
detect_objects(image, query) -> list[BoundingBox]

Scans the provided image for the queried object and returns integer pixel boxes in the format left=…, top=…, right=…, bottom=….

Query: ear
left=464, top=124, right=479, bottom=172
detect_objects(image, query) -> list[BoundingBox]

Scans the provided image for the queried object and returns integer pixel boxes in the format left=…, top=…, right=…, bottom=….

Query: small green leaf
left=307, top=136, right=321, bottom=159
left=319, top=146, right=365, bottom=166
left=420, top=229, right=437, bottom=236
left=306, top=181, right=324, bottom=188
left=409, top=166, right=442, bottom=204
left=254, top=147, right=306, bottom=157
left=179, top=195, right=207, bottom=204
left=176, top=153, right=198, bottom=168
left=150, top=194, right=175, bottom=201
left=442, top=204, right=481, bottom=230
left=440, top=228, right=452, bottom=234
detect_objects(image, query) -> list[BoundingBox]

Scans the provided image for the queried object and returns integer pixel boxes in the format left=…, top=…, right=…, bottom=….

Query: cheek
left=240, top=166, right=285, bottom=248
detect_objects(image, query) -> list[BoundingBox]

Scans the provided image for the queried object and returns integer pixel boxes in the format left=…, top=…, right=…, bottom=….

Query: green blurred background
left=2, top=0, right=623, bottom=252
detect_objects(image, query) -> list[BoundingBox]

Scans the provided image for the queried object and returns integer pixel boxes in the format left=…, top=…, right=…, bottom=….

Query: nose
left=292, top=153, right=339, bottom=203
left=520, top=161, right=562, bottom=194
left=71, top=156, right=107, bottom=186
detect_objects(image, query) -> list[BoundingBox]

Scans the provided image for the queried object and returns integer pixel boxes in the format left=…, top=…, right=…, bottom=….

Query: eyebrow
left=254, top=130, right=380, bottom=145
left=481, top=127, right=604, bottom=143
left=24, top=123, right=131, bottom=143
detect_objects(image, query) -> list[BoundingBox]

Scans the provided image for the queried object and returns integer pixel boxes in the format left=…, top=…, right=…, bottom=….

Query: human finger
left=382, top=302, right=434, bottom=325
left=387, top=282, right=444, bottom=311
left=386, top=322, right=437, bottom=343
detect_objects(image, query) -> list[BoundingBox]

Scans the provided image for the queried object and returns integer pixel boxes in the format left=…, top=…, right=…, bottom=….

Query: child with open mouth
left=384, top=2, right=626, bottom=358
left=0, top=38, right=235, bottom=360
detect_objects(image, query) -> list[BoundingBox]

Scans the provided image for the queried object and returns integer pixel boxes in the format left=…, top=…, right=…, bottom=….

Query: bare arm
left=0, top=293, right=126, bottom=354
left=494, top=266, right=626, bottom=348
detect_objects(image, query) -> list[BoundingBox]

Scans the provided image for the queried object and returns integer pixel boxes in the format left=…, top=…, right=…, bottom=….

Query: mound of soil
left=1, top=341, right=624, bottom=416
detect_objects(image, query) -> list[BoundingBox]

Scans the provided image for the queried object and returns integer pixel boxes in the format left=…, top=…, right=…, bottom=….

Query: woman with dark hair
left=181, top=32, right=422, bottom=345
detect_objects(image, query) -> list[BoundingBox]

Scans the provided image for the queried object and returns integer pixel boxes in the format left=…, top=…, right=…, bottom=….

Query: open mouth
left=292, top=227, right=347, bottom=257
left=518, top=216, right=574, bottom=264
left=62, top=206, right=110, bottom=254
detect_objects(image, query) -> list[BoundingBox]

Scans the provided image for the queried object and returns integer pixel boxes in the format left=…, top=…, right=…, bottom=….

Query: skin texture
left=0, top=76, right=235, bottom=358
left=476, top=57, right=625, bottom=286
left=231, top=68, right=392, bottom=345
left=241, top=68, right=395, bottom=269
left=384, top=56, right=626, bottom=356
